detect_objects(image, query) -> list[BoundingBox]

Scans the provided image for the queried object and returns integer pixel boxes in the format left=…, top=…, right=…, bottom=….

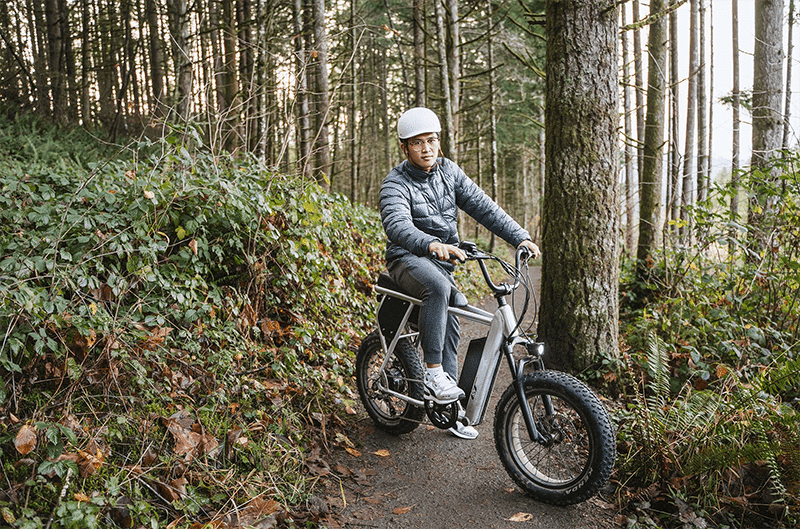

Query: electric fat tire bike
left=355, top=242, right=616, bottom=506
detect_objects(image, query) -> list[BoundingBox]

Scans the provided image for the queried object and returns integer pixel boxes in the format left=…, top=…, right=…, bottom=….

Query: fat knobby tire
left=493, top=370, right=616, bottom=505
left=356, top=330, right=425, bottom=434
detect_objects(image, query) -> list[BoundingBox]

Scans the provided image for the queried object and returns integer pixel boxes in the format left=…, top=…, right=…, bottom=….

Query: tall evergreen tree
left=540, top=0, right=619, bottom=371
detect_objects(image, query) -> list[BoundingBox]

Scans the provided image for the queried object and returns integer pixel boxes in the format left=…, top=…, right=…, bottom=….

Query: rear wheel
left=356, top=330, right=425, bottom=434
left=494, top=370, right=616, bottom=505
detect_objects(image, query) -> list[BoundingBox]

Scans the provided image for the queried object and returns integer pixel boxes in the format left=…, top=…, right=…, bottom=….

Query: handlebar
left=458, top=241, right=531, bottom=297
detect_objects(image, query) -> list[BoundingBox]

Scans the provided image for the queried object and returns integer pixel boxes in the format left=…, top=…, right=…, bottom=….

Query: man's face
left=402, top=133, right=440, bottom=172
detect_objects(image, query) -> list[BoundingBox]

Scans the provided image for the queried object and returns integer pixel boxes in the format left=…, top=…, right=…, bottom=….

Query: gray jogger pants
left=387, top=255, right=462, bottom=379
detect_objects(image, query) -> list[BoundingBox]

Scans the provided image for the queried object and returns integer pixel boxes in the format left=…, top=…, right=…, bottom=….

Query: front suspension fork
left=505, top=343, right=552, bottom=445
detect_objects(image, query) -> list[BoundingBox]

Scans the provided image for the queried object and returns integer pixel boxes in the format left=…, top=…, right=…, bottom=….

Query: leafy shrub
left=618, top=155, right=800, bottom=527
left=0, top=117, right=385, bottom=527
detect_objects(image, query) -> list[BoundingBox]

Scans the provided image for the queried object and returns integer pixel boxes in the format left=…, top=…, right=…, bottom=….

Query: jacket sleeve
left=452, top=162, right=531, bottom=247
left=380, top=171, right=440, bottom=256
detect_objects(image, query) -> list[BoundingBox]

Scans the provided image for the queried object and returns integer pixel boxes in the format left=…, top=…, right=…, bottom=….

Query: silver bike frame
left=374, top=284, right=529, bottom=427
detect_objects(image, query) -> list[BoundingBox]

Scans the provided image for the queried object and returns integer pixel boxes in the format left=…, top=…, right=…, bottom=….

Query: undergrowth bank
left=0, top=118, right=383, bottom=527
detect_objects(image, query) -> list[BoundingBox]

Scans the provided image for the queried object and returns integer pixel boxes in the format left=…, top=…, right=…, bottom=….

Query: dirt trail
left=324, top=266, right=620, bottom=529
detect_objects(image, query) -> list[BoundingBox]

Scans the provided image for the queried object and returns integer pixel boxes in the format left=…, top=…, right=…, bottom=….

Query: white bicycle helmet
left=397, top=107, right=441, bottom=140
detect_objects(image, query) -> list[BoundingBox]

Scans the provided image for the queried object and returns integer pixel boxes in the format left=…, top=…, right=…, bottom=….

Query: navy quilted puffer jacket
left=379, top=157, right=531, bottom=266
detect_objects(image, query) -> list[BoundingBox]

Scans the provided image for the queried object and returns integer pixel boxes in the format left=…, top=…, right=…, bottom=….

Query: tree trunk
left=668, top=0, right=681, bottom=229
left=731, top=0, right=741, bottom=226
left=621, top=6, right=637, bottom=255
left=540, top=0, right=620, bottom=372
left=749, top=0, right=784, bottom=231
left=435, top=0, right=454, bottom=159
left=145, top=0, right=164, bottom=118
left=28, top=0, right=49, bottom=116
left=447, top=0, right=460, bottom=162
left=487, top=1, right=498, bottom=253
left=80, top=0, right=92, bottom=124
left=637, top=0, right=668, bottom=280
left=633, top=0, right=645, bottom=179
left=697, top=0, right=709, bottom=202
left=58, top=0, right=76, bottom=121
left=168, top=0, right=192, bottom=121
left=413, top=0, right=426, bottom=107
left=312, top=0, right=331, bottom=187
left=783, top=0, right=795, bottom=150
left=237, top=0, right=255, bottom=151
left=681, top=0, right=699, bottom=240
left=44, top=0, right=65, bottom=122
left=221, top=0, right=238, bottom=148
left=349, top=0, right=359, bottom=202
left=293, top=0, right=311, bottom=179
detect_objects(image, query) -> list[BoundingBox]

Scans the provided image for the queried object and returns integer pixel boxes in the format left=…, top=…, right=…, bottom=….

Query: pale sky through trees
left=635, top=0, right=799, bottom=178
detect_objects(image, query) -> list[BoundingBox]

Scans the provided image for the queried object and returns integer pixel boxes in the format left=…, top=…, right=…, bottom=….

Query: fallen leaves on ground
left=14, top=424, right=37, bottom=455
left=508, top=512, right=533, bottom=522
left=163, top=410, right=219, bottom=462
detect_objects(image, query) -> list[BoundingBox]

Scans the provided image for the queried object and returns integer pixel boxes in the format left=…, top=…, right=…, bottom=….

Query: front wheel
left=356, top=330, right=425, bottom=434
left=494, top=370, right=616, bottom=505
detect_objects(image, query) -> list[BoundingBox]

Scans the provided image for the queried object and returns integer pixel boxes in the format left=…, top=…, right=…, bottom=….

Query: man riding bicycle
left=379, top=107, right=540, bottom=439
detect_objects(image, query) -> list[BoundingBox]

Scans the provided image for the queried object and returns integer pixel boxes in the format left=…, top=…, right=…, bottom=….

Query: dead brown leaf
left=373, top=449, right=390, bottom=457
left=76, top=444, right=105, bottom=477
left=165, top=417, right=219, bottom=462
left=345, top=447, right=361, bottom=457
left=392, top=505, right=414, bottom=515
left=73, top=492, right=91, bottom=502
left=14, top=425, right=37, bottom=455
left=509, top=512, right=533, bottom=522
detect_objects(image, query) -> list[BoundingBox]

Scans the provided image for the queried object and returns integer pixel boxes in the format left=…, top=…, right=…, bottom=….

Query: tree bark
left=783, top=0, right=795, bottom=150
left=312, top=0, right=331, bottom=187
left=447, top=0, right=460, bottom=162
left=697, top=0, right=709, bottom=202
left=731, top=0, right=741, bottom=225
left=221, top=0, right=238, bottom=148
left=668, top=0, right=681, bottom=229
left=749, top=0, right=784, bottom=230
left=413, top=0, right=426, bottom=107
left=637, top=0, right=668, bottom=280
left=435, top=0, right=454, bottom=159
left=80, top=0, right=92, bottom=124
left=633, top=0, right=645, bottom=179
left=622, top=6, right=637, bottom=255
left=44, top=0, right=65, bottom=122
left=168, top=0, right=192, bottom=121
left=349, top=0, right=359, bottom=201
left=145, top=0, right=164, bottom=117
left=487, top=1, right=498, bottom=252
left=681, top=0, right=699, bottom=240
left=540, top=0, right=620, bottom=372
left=293, top=0, right=311, bottom=179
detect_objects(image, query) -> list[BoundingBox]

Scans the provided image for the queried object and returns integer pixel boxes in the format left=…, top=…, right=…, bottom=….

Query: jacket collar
left=403, top=159, right=441, bottom=181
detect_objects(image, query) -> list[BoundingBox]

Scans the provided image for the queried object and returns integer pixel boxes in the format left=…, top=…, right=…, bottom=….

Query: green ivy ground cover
left=0, top=117, right=384, bottom=528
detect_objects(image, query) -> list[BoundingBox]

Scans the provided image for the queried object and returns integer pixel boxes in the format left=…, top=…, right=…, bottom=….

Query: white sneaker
left=423, top=369, right=465, bottom=404
left=449, top=419, right=478, bottom=439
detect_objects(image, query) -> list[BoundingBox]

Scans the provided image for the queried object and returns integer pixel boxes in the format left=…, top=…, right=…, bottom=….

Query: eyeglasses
left=406, top=137, right=440, bottom=150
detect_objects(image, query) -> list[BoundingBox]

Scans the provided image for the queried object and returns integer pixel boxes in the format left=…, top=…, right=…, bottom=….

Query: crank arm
left=375, top=377, right=425, bottom=408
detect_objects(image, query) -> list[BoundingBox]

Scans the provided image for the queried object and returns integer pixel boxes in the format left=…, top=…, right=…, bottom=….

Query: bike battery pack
left=377, top=294, right=420, bottom=344
left=458, top=337, right=486, bottom=397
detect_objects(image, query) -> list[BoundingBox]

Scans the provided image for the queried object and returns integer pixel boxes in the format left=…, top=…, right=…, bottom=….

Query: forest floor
left=320, top=266, right=623, bottom=529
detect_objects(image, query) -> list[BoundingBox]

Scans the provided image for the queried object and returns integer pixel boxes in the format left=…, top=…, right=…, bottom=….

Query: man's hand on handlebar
left=517, top=240, right=541, bottom=261
left=429, top=241, right=467, bottom=264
